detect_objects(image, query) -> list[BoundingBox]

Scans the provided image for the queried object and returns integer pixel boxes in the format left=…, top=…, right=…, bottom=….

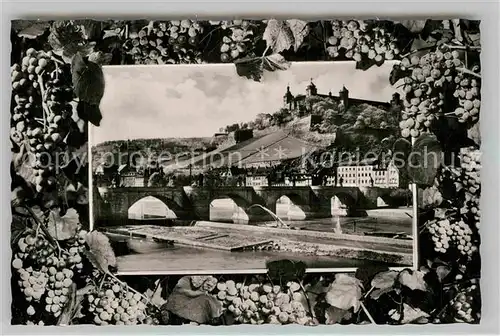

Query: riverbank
left=102, top=221, right=413, bottom=274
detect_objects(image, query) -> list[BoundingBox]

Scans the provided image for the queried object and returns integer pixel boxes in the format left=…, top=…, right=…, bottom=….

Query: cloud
left=93, top=62, right=397, bottom=145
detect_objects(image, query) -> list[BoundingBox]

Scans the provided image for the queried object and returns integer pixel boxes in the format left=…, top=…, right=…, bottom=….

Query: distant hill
left=91, top=137, right=213, bottom=170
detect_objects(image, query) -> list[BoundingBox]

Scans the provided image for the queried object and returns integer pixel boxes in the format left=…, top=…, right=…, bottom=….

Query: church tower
left=339, top=86, right=349, bottom=109
left=306, top=79, right=317, bottom=97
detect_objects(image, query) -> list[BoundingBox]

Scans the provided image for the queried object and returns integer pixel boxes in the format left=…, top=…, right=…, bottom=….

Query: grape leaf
left=355, top=56, right=376, bottom=71
left=263, top=19, right=294, bottom=54
left=47, top=208, right=80, bottom=241
left=435, top=265, right=451, bottom=283
left=286, top=19, right=309, bottom=51
left=234, top=53, right=290, bottom=82
left=266, top=259, right=306, bottom=284
left=407, top=134, right=443, bottom=186
left=467, top=121, right=481, bottom=146
left=72, top=52, right=104, bottom=125
left=410, top=36, right=436, bottom=52
left=263, top=19, right=309, bottom=53
left=325, top=274, right=363, bottom=312
left=389, top=64, right=412, bottom=85
left=325, top=306, right=351, bottom=325
left=422, top=186, right=443, bottom=208
left=370, top=270, right=399, bottom=300
left=396, top=20, right=427, bottom=34
left=88, top=51, right=113, bottom=65
left=145, top=279, right=167, bottom=307
left=398, top=269, right=428, bottom=292
left=12, top=141, right=37, bottom=187
left=464, top=31, right=481, bottom=47
left=165, top=276, right=223, bottom=324
left=84, top=230, right=117, bottom=273
left=301, top=279, right=329, bottom=318
left=73, top=19, right=103, bottom=40
left=11, top=214, right=30, bottom=247
left=72, top=52, right=105, bottom=105
left=401, top=303, right=429, bottom=324
left=355, top=265, right=390, bottom=289
left=48, top=21, right=95, bottom=62
left=12, top=20, right=50, bottom=39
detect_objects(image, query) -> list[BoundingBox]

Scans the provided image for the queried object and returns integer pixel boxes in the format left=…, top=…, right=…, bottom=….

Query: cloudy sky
left=91, top=61, right=398, bottom=145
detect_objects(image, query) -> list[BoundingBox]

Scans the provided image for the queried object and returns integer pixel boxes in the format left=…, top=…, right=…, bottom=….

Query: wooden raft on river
left=102, top=225, right=274, bottom=252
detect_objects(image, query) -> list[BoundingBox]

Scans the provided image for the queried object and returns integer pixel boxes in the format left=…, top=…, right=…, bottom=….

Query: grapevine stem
left=49, top=56, right=65, bottom=65
left=37, top=73, right=50, bottom=132
left=435, top=290, right=461, bottom=319
left=109, top=272, right=156, bottom=308
left=261, top=45, right=270, bottom=58
left=360, top=301, right=376, bottom=324
left=400, top=45, right=435, bottom=59
left=198, top=26, right=222, bottom=45
left=25, top=206, right=62, bottom=255
left=442, top=43, right=481, bottom=51
left=98, top=273, right=107, bottom=292
left=456, top=67, right=481, bottom=79
left=298, top=281, right=314, bottom=318
left=363, top=285, right=375, bottom=299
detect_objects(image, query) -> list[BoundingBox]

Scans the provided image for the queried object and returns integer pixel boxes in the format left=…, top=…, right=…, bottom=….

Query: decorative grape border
left=10, top=18, right=481, bottom=326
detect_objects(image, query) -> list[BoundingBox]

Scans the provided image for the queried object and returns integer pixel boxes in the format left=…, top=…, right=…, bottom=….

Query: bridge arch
left=128, top=195, right=178, bottom=219
left=331, top=192, right=357, bottom=216
left=127, top=193, right=186, bottom=219
left=273, top=192, right=310, bottom=221
left=209, top=193, right=276, bottom=224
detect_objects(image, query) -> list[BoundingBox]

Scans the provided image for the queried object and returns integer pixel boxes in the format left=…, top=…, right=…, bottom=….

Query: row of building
left=93, top=81, right=401, bottom=189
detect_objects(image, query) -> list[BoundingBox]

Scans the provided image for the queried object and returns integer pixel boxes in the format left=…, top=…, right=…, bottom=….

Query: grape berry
left=327, top=20, right=400, bottom=62
left=125, top=20, right=204, bottom=65
left=86, top=280, right=157, bottom=325
left=11, top=48, right=85, bottom=194
left=12, top=228, right=87, bottom=324
left=427, top=147, right=481, bottom=258
left=213, top=280, right=312, bottom=325
left=397, top=48, right=481, bottom=138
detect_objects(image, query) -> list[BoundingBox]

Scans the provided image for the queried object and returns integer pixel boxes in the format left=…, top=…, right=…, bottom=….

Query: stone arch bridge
left=93, top=185, right=396, bottom=226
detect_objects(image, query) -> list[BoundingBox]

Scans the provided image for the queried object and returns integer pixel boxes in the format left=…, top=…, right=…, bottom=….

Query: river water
left=116, top=196, right=413, bottom=273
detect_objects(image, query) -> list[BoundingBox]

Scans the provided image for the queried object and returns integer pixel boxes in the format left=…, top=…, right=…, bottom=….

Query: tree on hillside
left=148, top=172, right=167, bottom=187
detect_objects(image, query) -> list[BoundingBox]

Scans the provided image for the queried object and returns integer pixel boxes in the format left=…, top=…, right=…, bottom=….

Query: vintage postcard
left=90, top=62, right=417, bottom=274
left=10, top=19, right=481, bottom=327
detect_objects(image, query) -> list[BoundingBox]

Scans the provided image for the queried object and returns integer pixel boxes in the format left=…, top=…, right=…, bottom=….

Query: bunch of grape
left=452, top=69, right=481, bottom=123
left=125, top=20, right=204, bottom=65
left=218, top=20, right=254, bottom=62
left=214, top=280, right=311, bottom=325
left=397, top=49, right=471, bottom=138
left=12, top=228, right=88, bottom=322
left=450, top=280, right=479, bottom=323
left=327, top=20, right=400, bottom=62
left=86, top=280, right=157, bottom=325
left=428, top=218, right=476, bottom=256
left=457, top=147, right=481, bottom=230
left=427, top=147, right=481, bottom=257
left=11, top=48, right=82, bottom=194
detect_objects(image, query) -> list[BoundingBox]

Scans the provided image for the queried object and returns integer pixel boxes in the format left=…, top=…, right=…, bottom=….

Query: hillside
left=91, top=96, right=402, bottom=172
left=221, top=95, right=402, bottom=156
left=91, top=137, right=213, bottom=169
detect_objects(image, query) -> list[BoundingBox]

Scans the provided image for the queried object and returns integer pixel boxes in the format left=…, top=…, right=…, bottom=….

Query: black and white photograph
left=10, top=17, right=486, bottom=327
left=90, top=62, right=417, bottom=274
